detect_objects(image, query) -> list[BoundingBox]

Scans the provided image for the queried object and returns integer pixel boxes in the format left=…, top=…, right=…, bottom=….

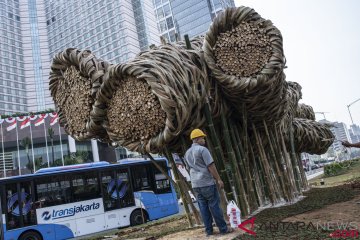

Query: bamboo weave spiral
left=49, top=6, right=335, bottom=213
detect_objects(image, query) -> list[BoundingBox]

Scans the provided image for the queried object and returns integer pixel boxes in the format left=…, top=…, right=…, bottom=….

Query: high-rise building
left=349, top=124, right=360, bottom=143
left=0, top=0, right=160, bottom=115
left=153, top=0, right=235, bottom=42
left=319, top=120, right=351, bottom=152
left=45, top=0, right=160, bottom=64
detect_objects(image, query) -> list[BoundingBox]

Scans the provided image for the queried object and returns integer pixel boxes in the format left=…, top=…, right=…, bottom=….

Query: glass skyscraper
left=0, top=0, right=234, bottom=114
left=0, top=0, right=30, bottom=114
left=153, top=0, right=235, bottom=42
left=0, top=0, right=160, bottom=115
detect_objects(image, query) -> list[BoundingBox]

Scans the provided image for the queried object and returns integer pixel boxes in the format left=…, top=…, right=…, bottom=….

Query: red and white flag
left=20, top=118, right=30, bottom=129
left=17, top=116, right=30, bottom=129
left=35, top=114, right=48, bottom=127
left=6, top=117, right=17, bottom=131
left=29, top=115, right=37, bottom=121
left=49, top=112, right=58, bottom=126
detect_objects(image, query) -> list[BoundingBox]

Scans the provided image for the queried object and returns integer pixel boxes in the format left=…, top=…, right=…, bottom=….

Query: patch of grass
left=235, top=185, right=357, bottom=240
left=309, top=160, right=360, bottom=187
left=254, top=185, right=356, bottom=224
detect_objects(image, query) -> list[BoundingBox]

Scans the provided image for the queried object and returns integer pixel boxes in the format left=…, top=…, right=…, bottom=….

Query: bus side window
left=100, top=170, right=118, bottom=211
left=153, top=162, right=171, bottom=194
left=5, top=183, right=20, bottom=230
left=35, top=176, right=71, bottom=208
left=20, top=182, right=36, bottom=227
left=116, top=169, right=134, bottom=208
left=131, top=166, right=151, bottom=191
left=72, top=171, right=101, bottom=202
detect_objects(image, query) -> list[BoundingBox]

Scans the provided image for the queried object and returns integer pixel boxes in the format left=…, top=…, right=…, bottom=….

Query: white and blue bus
left=0, top=157, right=178, bottom=240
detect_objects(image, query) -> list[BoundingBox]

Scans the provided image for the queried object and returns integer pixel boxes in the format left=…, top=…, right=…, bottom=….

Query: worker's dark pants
left=193, top=184, right=228, bottom=235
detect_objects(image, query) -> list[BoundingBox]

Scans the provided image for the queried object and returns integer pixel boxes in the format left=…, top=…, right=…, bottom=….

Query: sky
left=234, top=0, right=360, bottom=127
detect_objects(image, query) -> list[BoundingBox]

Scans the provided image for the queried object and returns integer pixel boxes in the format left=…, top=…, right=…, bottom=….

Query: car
left=310, top=165, right=319, bottom=170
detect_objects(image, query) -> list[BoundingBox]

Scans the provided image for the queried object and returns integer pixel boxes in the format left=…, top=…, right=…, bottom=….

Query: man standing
left=184, top=129, right=232, bottom=236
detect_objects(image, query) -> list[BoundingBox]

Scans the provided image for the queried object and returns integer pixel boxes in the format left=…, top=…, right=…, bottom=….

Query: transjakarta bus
left=0, top=158, right=178, bottom=240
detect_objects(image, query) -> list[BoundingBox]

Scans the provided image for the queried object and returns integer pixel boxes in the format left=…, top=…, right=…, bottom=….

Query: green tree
left=48, top=127, right=55, bottom=166
left=20, top=137, right=33, bottom=173
left=60, top=151, right=89, bottom=166
left=26, top=156, right=44, bottom=172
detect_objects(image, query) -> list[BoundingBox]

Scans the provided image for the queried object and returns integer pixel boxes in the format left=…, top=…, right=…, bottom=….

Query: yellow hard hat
left=190, top=129, right=207, bottom=140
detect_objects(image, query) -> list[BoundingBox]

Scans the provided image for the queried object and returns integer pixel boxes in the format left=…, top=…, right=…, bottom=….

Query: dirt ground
left=158, top=227, right=241, bottom=240
left=96, top=181, right=360, bottom=240
left=283, top=193, right=360, bottom=226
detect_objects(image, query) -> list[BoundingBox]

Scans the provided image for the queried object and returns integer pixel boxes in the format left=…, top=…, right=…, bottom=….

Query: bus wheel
left=130, top=209, right=147, bottom=226
left=19, top=231, right=42, bottom=240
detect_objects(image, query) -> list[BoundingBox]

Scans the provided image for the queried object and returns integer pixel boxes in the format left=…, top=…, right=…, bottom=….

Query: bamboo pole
left=184, top=34, right=233, bottom=202
left=164, top=149, right=194, bottom=227
left=263, top=121, right=289, bottom=202
left=248, top=144, right=265, bottom=206
left=296, top=153, right=308, bottom=190
left=289, top=125, right=301, bottom=192
left=278, top=131, right=298, bottom=198
left=240, top=104, right=254, bottom=204
left=269, top=126, right=293, bottom=201
left=204, top=131, right=229, bottom=215
left=232, top=125, right=258, bottom=211
left=220, top=113, right=249, bottom=216
left=252, top=123, right=277, bottom=204
left=235, top=106, right=258, bottom=210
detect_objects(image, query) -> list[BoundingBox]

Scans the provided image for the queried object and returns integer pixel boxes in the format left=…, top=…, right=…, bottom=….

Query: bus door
left=4, top=181, right=40, bottom=238
left=131, top=165, right=159, bottom=207
left=150, top=162, right=178, bottom=218
left=101, top=168, right=134, bottom=229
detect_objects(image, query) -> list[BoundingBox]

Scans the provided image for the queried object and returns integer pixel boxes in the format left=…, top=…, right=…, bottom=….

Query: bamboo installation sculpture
left=49, top=48, right=111, bottom=142
left=49, top=6, right=335, bottom=219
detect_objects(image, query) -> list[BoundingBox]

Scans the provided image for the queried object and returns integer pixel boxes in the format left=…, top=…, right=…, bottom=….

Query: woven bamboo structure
left=49, top=48, right=111, bottom=142
left=296, top=103, right=316, bottom=120
left=292, top=118, right=334, bottom=154
left=49, top=5, right=335, bottom=221
left=90, top=42, right=228, bottom=153
left=203, top=6, right=287, bottom=124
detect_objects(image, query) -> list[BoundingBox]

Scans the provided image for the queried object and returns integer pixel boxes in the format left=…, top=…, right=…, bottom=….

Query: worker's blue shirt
left=184, top=143, right=215, bottom=188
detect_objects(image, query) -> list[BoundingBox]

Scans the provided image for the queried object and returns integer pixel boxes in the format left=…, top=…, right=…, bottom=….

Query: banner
left=6, top=118, right=17, bottom=132
left=35, top=114, right=48, bottom=127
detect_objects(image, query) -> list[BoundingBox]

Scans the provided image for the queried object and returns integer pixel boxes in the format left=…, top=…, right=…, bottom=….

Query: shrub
left=324, top=160, right=356, bottom=177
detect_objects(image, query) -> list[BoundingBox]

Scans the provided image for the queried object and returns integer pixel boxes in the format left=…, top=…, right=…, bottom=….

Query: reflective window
left=35, top=175, right=71, bottom=207
left=5, top=183, right=21, bottom=230
left=153, top=162, right=171, bottom=194
left=72, top=171, right=101, bottom=202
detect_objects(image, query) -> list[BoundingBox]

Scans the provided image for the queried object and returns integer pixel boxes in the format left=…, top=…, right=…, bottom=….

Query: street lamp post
left=347, top=98, right=360, bottom=126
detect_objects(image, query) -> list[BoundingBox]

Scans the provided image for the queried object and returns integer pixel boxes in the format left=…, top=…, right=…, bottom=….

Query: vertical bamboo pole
left=240, top=104, right=255, bottom=206
left=164, top=149, right=194, bottom=227
left=278, top=130, right=298, bottom=198
left=184, top=34, right=233, bottom=202
left=220, top=113, right=249, bottom=216
left=289, top=125, right=301, bottom=192
left=252, top=123, right=277, bottom=204
left=205, top=132, right=229, bottom=215
left=296, top=153, right=308, bottom=190
left=263, top=121, right=289, bottom=202
left=248, top=144, right=265, bottom=206
left=269, top=127, right=293, bottom=201
left=233, top=122, right=258, bottom=211
left=166, top=150, right=202, bottom=225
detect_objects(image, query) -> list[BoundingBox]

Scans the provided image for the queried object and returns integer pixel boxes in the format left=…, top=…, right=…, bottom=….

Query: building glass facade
left=0, top=0, right=26, bottom=114
left=153, top=0, right=235, bottom=42
left=44, top=0, right=159, bottom=64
